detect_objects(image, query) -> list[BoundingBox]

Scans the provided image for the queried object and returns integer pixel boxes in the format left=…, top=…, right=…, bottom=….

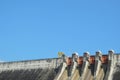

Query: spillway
left=0, top=50, right=120, bottom=80
left=71, top=67, right=80, bottom=80
left=95, top=63, right=107, bottom=80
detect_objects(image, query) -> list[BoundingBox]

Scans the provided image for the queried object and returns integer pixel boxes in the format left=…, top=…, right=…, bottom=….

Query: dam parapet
left=0, top=58, right=62, bottom=71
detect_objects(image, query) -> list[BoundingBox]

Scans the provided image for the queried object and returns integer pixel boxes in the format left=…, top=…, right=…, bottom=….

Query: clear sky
left=0, top=0, right=120, bottom=61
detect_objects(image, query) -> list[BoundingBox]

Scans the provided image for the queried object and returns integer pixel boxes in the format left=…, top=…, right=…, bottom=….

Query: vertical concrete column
left=54, top=54, right=67, bottom=80
left=70, top=52, right=79, bottom=80
left=104, top=50, right=114, bottom=80
left=94, top=51, right=102, bottom=80
left=72, top=52, right=79, bottom=62
left=62, top=54, right=67, bottom=63
left=80, top=52, right=90, bottom=80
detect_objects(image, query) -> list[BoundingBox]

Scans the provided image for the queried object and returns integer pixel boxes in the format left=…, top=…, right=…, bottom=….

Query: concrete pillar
left=80, top=52, right=90, bottom=80
left=72, top=52, right=79, bottom=62
left=62, top=54, right=67, bottom=63
left=54, top=54, right=67, bottom=80
left=104, top=50, right=114, bottom=80
left=94, top=51, right=102, bottom=80
left=70, top=53, right=79, bottom=80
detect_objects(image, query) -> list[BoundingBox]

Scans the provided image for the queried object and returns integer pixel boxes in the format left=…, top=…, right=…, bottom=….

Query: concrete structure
left=0, top=50, right=120, bottom=80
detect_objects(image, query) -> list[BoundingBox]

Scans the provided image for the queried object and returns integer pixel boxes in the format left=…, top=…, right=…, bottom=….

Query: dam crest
left=0, top=50, right=120, bottom=80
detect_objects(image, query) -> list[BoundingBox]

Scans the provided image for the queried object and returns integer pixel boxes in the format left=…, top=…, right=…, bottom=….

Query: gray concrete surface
left=0, top=68, right=57, bottom=80
left=0, top=52, right=120, bottom=80
left=0, top=58, right=62, bottom=71
left=0, top=58, right=62, bottom=80
left=111, top=54, right=120, bottom=80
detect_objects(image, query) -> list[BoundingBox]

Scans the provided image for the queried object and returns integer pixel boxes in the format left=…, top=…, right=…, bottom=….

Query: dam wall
left=54, top=50, right=120, bottom=80
left=0, top=58, right=63, bottom=80
left=0, top=58, right=62, bottom=71
left=111, top=54, right=120, bottom=80
left=0, top=50, right=120, bottom=80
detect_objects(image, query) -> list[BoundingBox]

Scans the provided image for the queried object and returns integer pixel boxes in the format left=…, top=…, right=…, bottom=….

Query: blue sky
left=0, top=0, right=120, bottom=61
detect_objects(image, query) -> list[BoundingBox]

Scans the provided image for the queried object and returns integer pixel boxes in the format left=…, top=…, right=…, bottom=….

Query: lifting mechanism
left=77, top=57, right=83, bottom=66
left=89, top=56, right=95, bottom=64
left=66, top=57, right=72, bottom=66
left=101, top=55, right=108, bottom=64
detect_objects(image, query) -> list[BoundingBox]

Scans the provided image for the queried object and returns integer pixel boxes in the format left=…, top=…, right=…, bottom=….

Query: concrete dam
left=0, top=50, right=120, bottom=80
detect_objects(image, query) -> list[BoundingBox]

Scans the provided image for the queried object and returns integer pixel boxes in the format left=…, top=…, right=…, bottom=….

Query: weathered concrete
left=56, top=51, right=116, bottom=80
left=56, top=51, right=119, bottom=80
left=94, top=51, right=102, bottom=80
left=54, top=62, right=67, bottom=80
left=71, top=53, right=79, bottom=80
left=0, top=68, right=57, bottom=80
left=104, top=50, right=115, bottom=80
left=0, top=50, right=120, bottom=80
left=111, top=54, right=120, bottom=80
left=80, top=52, right=94, bottom=80
left=0, top=58, right=62, bottom=71
left=0, top=58, right=62, bottom=80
